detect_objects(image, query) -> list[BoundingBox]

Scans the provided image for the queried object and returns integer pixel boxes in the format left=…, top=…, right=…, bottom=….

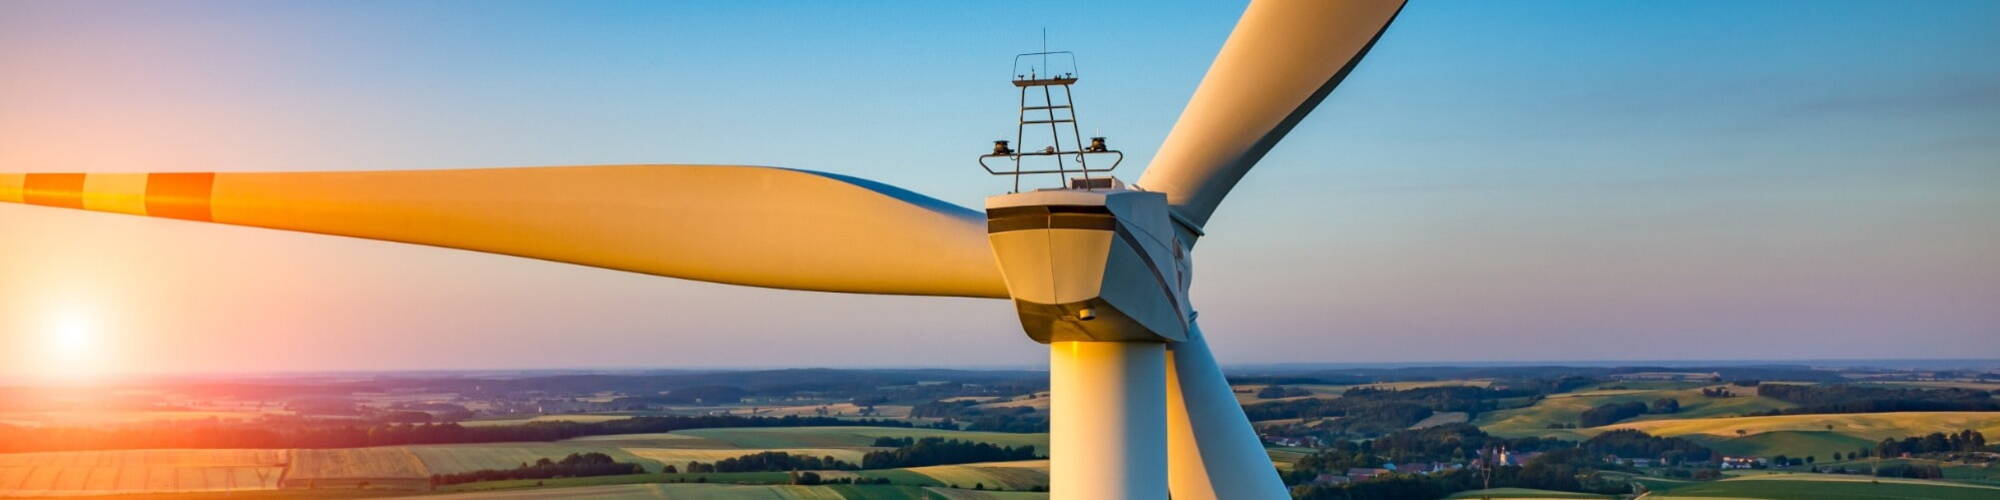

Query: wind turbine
left=0, top=1, right=1405, bottom=498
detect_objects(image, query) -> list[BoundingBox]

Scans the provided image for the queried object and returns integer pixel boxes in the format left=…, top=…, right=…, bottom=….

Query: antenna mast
left=978, top=37, right=1123, bottom=193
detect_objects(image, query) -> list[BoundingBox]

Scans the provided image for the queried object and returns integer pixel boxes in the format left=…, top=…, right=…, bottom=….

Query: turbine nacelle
left=985, top=183, right=1192, bottom=344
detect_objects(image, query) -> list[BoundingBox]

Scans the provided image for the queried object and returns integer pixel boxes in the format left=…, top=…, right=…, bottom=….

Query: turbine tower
left=0, top=2, right=1406, bottom=498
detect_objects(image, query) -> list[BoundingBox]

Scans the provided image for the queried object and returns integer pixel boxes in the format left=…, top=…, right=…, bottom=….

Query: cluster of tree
left=960, top=413, right=1047, bottom=433
left=859, top=437, right=1038, bottom=469
left=1874, top=461, right=1946, bottom=479
left=1577, top=401, right=1649, bottom=427
left=1874, top=429, right=1988, bottom=457
left=1227, top=375, right=1366, bottom=386
left=428, top=452, right=644, bottom=486
left=690, top=451, right=857, bottom=473
left=909, top=400, right=1047, bottom=433
left=785, top=471, right=892, bottom=485
left=1752, top=384, right=1999, bottom=415
left=1503, top=376, right=1601, bottom=395
left=1700, top=387, right=1736, bottom=398
left=1582, top=429, right=1715, bottom=464
left=1257, top=385, right=1313, bottom=399
left=0, top=415, right=912, bottom=453
left=1650, top=398, right=1680, bottom=414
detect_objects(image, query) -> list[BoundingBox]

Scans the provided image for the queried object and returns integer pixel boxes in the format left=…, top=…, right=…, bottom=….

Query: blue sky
left=1, top=1, right=1995, bottom=374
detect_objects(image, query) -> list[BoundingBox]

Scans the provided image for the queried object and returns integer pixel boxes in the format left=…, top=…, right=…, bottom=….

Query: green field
left=1444, top=487, right=1612, bottom=498
left=1642, top=473, right=2000, bottom=499
left=1686, top=430, right=1878, bottom=459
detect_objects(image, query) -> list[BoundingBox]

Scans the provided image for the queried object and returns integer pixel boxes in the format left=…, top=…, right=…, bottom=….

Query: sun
left=41, top=307, right=102, bottom=380
left=50, top=312, right=94, bottom=355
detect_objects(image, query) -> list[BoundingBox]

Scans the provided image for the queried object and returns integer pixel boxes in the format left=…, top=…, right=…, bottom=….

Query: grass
left=1642, top=473, right=2000, bottom=499
left=1684, top=430, right=1876, bottom=459
left=1411, top=411, right=1470, bottom=429
left=1443, top=487, right=1612, bottom=498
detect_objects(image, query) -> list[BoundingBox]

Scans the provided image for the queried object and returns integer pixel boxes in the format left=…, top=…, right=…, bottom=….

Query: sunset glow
left=39, top=305, right=103, bottom=380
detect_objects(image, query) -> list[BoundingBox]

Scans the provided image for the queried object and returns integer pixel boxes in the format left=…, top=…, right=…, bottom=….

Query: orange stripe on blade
left=145, top=173, right=216, bottom=222
left=23, top=173, right=87, bottom=208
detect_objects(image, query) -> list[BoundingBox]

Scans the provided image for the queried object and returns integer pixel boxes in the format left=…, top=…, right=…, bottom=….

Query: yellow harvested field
left=0, top=449, right=287, bottom=497
left=623, top=447, right=873, bottom=465
left=1604, top=411, right=2000, bottom=440
left=288, top=447, right=429, bottom=480
left=975, top=393, right=1049, bottom=411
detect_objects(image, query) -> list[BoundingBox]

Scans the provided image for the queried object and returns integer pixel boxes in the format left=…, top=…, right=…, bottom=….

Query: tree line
left=861, top=437, right=1038, bottom=469
left=1875, top=429, right=1988, bottom=457
left=429, top=452, right=644, bottom=486
left=1582, top=429, right=1714, bottom=464
left=1752, top=384, right=1998, bottom=415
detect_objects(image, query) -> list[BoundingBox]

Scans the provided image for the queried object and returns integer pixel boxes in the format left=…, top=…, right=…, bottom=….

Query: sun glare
left=43, top=307, right=101, bottom=380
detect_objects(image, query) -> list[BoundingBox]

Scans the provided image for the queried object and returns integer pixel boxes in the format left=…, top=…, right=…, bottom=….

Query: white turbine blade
left=1137, top=0, right=1406, bottom=235
left=1167, top=321, right=1289, bottom=500
left=0, top=165, right=1008, bottom=298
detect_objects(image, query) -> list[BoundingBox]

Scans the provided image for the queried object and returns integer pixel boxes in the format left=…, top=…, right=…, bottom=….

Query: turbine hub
left=985, top=186, right=1192, bottom=343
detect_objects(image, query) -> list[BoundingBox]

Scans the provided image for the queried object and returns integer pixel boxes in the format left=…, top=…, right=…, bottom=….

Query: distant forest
left=1750, top=384, right=1999, bottom=415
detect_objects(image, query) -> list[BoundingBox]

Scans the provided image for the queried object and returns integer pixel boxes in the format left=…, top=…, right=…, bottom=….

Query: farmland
left=0, top=449, right=287, bottom=497
left=1474, top=384, right=1795, bottom=439
left=1640, top=473, right=2000, bottom=500
left=1443, top=487, right=1612, bottom=499
left=889, top=460, right=1048, bottom=491
left=0, top=426, right=1054, bottom=497
left=424, top=482, right=1048, bottom=499
left=1602, top=411, right=2000, bottom=441
left=1, top=365, right=1995, bottom=499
